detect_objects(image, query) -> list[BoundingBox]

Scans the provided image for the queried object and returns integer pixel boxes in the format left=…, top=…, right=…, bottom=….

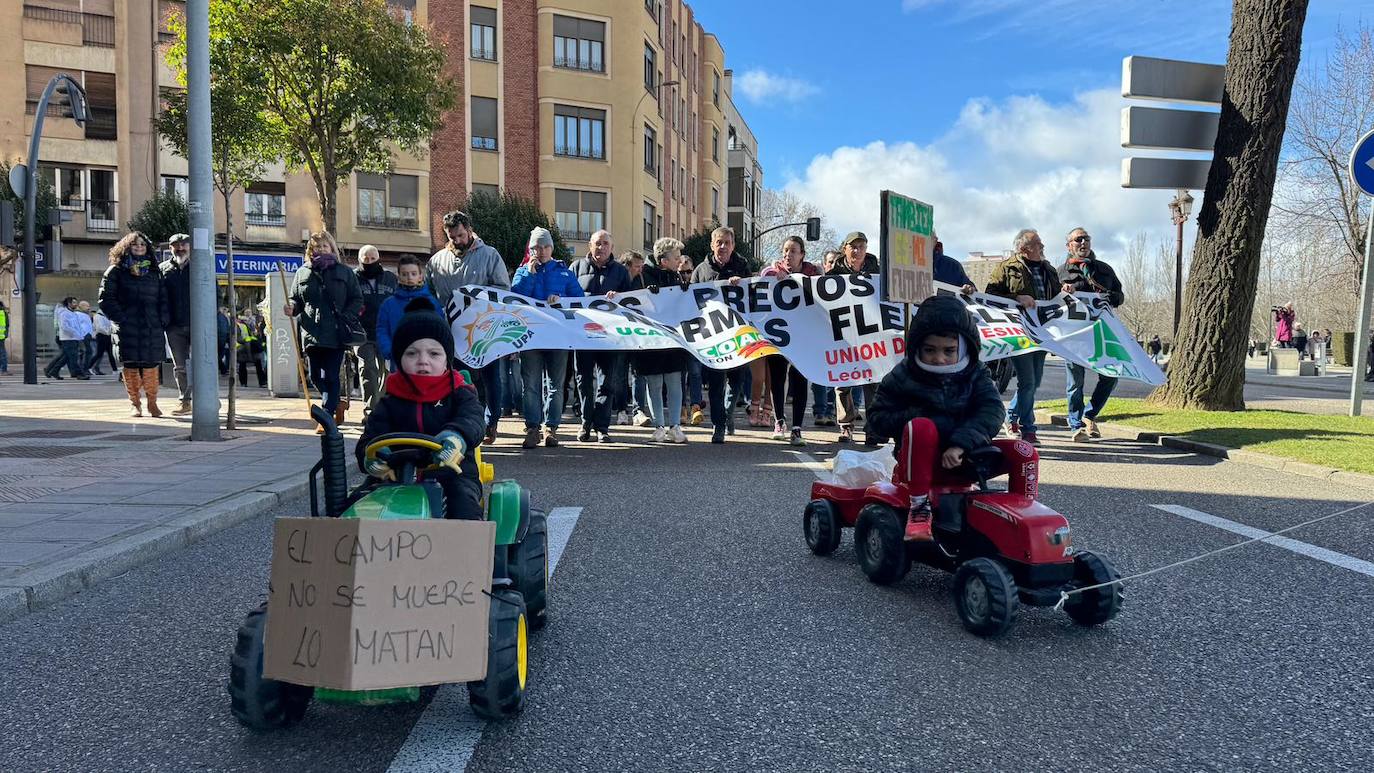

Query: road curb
left=1037, top=411, right=1374, bottom=493
left=0, top=471, right=311, bottom=625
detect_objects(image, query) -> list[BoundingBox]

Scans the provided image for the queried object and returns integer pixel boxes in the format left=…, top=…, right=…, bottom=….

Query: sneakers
left=598, top=431, right=613, bottom=443
left=522, top=427, right=542, bottom=449
left=1020, top=430, right=1041, bottom=447
left=789, top=427, right=806, bottom=446
left=905, top=499, right=934, bottom=542
left=173, top=400, right=192, bottom=416
left=814, top=415, right=835, bottom=427
left=615, top=411, right=631, bottom=426
left=544, top=428, right=560, bottom=447
left=1072, top=427, right=1091, bottom=443
left=1085, top=418, right=1102, bottom=438
left=689, top=406, right=705, bottom=426
left=652, top=426, right=667, bottom=443
left=634, top=410, right=654, bottom=427
left=670, top=425, right=688, bottom=444
left=711, top=426, right=726, bottom=444
left=837, top=424, right=854, bottom=444
left=578, top=427, right=593, bottom=442
left=771, top=420, right=787, bottom=441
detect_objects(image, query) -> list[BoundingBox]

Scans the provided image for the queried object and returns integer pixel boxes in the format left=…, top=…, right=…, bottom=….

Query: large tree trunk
left=1150, top=0, right=1309, bottom=410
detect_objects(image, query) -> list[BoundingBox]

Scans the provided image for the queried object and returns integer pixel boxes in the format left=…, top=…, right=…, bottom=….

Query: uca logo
left=461, top=309, right=535, bottom=360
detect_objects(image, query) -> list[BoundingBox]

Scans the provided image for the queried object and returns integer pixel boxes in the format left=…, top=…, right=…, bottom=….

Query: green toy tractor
left=228, top=405, right=548, bottom=729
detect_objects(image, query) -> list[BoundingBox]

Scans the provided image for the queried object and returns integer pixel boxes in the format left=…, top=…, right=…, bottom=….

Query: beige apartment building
left=0, top=0, right=759, bottom=334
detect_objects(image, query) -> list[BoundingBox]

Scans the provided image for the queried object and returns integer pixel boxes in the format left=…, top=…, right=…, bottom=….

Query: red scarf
left=385, top=370, right=468, bottom=402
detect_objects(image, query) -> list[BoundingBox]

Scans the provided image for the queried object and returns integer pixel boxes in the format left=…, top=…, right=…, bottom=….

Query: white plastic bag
left=829, top=443, right=896, bottom=488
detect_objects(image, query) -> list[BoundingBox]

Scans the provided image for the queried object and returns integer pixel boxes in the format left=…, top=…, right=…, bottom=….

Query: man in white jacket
left=45, top=297, right=92, bottom=380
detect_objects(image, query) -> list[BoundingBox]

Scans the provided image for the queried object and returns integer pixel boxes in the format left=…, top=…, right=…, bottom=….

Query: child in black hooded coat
left=356, top=302, right=486, bottom=519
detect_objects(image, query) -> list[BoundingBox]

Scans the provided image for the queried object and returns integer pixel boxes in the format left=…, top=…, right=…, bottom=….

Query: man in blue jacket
left=568, top=230, right=633, bottom=442
left=932, top=234, right=977, bottom=293
left=512, top=227, right=584, bottom=448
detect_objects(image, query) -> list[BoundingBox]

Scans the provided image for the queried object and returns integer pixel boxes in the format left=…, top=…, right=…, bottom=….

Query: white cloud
left=736, top=69, right=818, bottom=105
left=782, top=88, right=1194, bottom=262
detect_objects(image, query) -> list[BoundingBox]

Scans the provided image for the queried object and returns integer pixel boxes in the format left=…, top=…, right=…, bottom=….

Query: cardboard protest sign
left=880, top=190, right=935, bottom=303
left=264, top=517, right=495, bottom=691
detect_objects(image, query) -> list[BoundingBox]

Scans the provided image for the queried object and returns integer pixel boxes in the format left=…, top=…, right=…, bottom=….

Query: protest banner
left=447, top=275, right=1163, bottom=387
left=880, top=190, right=935, bottom=303
left=263, top=517, right=495, bottom=691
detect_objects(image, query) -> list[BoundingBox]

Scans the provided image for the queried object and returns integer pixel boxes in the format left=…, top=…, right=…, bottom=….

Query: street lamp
left=1168, top=189, right=1195, bottom=339
left=11, top=73, right=88, bottom=384
left=630, top=79, right=678, bottom=250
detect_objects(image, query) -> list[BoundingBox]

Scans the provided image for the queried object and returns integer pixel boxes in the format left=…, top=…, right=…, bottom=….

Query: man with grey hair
left=569, top=229, right=634, bottom=441
left=985, top=228, right=1061, bottom=446
left=1059, top=226, right=1124, bottom=442
left=827, top=232, right=881, bottom=444
left=354, top=243, right=397, bottom=413
left=693, top=226, right=752, bottom=443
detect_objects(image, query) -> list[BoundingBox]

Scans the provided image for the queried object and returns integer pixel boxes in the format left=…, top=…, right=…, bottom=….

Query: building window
left=356, top=173, right=419, bottom=229
left=677, top=165, right=685, bottom=202
left=471, top=183, right=500, bottom=200
left=38, top=165, right=83, bottom=209
left=679, top=33, right=685, bottom=69
left=86, top=169, right=116, bottom=231
left=553, top=15, right=604, bottom=72
left=712, top=70, right=720, bottom=107
left=554, top=105, right=606, bottom=160
left=643, top=202, right=656, bottom=249
left=678, top=98, right=685, bottom=137
left=470, top=6, right=496, bottom=61
left=644, top=0, right=658, bottom=21
left=554, top=189, right=606, bottom=242
left=643, top=124, right=657, bottom=174
left=643, top=43, right=656, bottom=94
left=244, top=182, right=286, bottom=226
left=471, top=96, right=498, bottom=150
left=711, top=187, right=719, bottom=223
left=712, top=128, right=719, bottom=163
left=160, top=175, right=187, bottom=201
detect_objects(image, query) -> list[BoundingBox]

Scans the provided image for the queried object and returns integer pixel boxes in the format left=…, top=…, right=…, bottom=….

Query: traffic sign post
left=1346, top=128, right=1374, bottom=416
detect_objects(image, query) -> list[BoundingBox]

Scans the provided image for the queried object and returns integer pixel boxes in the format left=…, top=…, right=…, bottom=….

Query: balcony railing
left=245, top=212, right=286, bottom=227
left=358, top=215, right=418, bottom=231
left=553, top=56, right=604, bottom=73
left=471, top=136, right=497, bottom=151
left=471, top=47, right=496, bottom=62
left=555, top=145, right=605, bottom=161
left=22, top=5, right=114, bottom=47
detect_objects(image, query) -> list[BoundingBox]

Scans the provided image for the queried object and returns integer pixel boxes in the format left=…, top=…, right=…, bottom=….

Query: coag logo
left=696, top=326, right=779, bottom=361
left=583, top=322, right=608, bottom=339
left=461, top=310, right=534, bottom=359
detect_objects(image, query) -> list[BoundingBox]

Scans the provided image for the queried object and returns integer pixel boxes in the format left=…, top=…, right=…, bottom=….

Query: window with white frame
left=244, top=182, right=286, bottom=226
left=356, top=173, right=419, bottom=229
left=470, top=6, right=496, bottom=60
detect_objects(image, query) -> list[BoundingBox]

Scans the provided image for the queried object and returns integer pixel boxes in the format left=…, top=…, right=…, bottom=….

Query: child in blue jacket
left=377, top=254, right=442, bottom=366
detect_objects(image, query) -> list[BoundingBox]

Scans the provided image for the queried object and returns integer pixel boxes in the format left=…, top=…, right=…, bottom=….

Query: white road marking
left=385, top=506, right=585, bottom=773
left=1151, top=504, right=1374, bottom=578
left=786, top=449, right=831, bottom=481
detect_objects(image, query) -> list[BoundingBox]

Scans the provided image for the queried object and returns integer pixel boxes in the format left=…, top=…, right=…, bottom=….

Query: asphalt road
left=3, top=411, right=1374, bottom=772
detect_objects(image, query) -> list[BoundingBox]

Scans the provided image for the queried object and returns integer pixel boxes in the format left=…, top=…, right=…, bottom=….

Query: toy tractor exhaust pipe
left=308, top=405, right=349, bottom=518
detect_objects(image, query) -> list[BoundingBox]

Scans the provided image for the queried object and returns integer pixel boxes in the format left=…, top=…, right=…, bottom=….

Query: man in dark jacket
left=568, top=230, right=634, bottom=441
left=932, top=234, right=976, bottom=293
left=355, top=244, right=398, bottom=414
left=868, top=294, right=1005, bottom=541
left=692, top=226, right=752, bottom=443
left=827, top=231, right=882, bottom=445
left=160, top=233, right=194, bottom=414
left=1058, top=227, right=1124, bottom=442
left=985, top=228, right=1062, bottom=446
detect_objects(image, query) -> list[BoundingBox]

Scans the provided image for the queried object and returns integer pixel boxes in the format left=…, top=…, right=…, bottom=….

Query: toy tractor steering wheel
left=364, top=433, right=443, bottom=484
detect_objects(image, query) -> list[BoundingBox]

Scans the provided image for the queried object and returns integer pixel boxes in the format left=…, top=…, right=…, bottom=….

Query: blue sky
left=689, top=0, right=1368, bottom=259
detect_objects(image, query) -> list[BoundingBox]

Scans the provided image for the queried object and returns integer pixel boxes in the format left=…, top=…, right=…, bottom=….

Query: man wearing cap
left=511, top=227, right=584, bottom=448
left=355, top=244, right=397, bottom=415
left=828, top=231, right=882, bottom=445
left=160, top=233, right=195, bottom=415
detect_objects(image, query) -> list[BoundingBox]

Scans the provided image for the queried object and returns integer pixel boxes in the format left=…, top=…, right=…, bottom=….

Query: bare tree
left=1152, top=0, right=1309, bottom=411
left=755, top=188, right=838, bottom=265
left=1116, top=231, right=1153, bottom=338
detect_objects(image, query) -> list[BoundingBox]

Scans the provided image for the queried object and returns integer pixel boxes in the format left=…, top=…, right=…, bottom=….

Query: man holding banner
left=985, top=229, right=1062, bottom=446
left=569, top=230, right=634, bottom=442
left=691, top=226, right=752, bottom=444
left=1059, top=228, right=1125, bottom=442
left=828, top=231, right=881, bottom=445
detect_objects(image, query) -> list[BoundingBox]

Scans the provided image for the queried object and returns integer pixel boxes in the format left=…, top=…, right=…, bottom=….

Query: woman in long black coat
left=285, top=230, right=363, bottom=430
left=98, top=231, right=170, bottom=417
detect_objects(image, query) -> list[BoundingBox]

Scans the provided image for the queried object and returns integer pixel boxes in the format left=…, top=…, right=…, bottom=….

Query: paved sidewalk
left=0, top=370, right=339, bottom=622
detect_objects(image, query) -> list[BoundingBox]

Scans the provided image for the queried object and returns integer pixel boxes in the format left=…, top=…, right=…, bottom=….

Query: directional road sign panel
left=1121, top=106, right=1219, bottom=152
left=1122, top=56, right=1225, bottom=106
left=1351, top=129, right=1374, bottom=197
left=1121, top=158, right=1211, bottom=190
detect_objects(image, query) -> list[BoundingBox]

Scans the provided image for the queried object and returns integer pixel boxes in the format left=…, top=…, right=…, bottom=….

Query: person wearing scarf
left=354, top=307, right=486, bottom=520
left=98, top=231, right=170, bottom=417
left=354, top=244, right=398, bottom=414
left=285, top=231, right=364, bottom=430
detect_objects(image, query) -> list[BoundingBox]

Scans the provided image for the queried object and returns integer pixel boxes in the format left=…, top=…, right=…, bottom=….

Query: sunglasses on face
left=1072, top=235, right=1092, bottom=243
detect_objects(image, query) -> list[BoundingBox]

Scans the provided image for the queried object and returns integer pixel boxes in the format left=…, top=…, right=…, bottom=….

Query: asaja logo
left=696, top=326, right=779, bottom=362
left=461, top=310, right=534, bottom=359
left=583, top=322, right=608, bottom=339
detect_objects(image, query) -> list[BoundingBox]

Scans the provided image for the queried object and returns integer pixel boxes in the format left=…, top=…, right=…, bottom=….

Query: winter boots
left=143, top=367, right=163, bottom=418
left=124, top=368, right=144, bottom=417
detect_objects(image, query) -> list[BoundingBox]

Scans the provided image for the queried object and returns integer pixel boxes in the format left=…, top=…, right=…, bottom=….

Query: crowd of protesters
left=34, top=210, right=1141, bottom=450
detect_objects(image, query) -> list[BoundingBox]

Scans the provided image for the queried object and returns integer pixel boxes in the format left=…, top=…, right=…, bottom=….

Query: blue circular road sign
left=1351, top=129, right=1374, bottom=197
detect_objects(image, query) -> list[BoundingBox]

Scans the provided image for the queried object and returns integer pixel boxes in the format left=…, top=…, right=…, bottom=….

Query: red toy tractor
left=804, top=434, right=1123, bottom=637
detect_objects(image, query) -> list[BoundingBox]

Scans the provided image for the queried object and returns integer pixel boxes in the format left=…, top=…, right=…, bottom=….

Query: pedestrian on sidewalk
left=1293, top=323, right=1308, bottom=361
left=160, top=233, right=195, bottom=414
left=570, top=229, right=633, bottom=443
left=285, top=230, right=364, bottom=431
left=90, top=305, right=116, bottom=375
left=48, top=297, right=92, bottom=380
left=828, top=232, right=882, bottom=445
left=985, top=228, right=1058, bottom=446
left=1059, top=227, right=1125, bottom=442
left=1149, top=334, right=1163, bottom=363
left=354, top=244, right=397, bottom=414
left=235, top=311, right=266, bottom=387
left=511, top=226, right=583, bottom=448
left=427, top=210, right=511, bottom=444
left=1273, top=303, right=1295, bottom=348
left=0, top=300, right=8, bottom=373
left=99, top=232, right=170, bottom=416
left=760, top=235, right=818, bottom=446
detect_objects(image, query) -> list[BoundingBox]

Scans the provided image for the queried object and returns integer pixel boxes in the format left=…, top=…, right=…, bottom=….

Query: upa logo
left=460, top=309, right=535, bottom=360
left=583, top=322, right=608, bottom=339
left=696, top=326, right=780, bottom=363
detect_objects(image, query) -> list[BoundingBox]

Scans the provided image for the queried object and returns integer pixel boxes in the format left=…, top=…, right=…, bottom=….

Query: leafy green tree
left=190, top=0, right=454, bottom=233
left=126, top=188, right=190, bottom=245
left=461, top=189, right=570, bottom=274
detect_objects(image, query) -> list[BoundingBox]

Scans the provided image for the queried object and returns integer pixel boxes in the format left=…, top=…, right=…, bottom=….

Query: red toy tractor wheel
left=1063, top=550, right=1123, bottom=627
left=803, top=499, right=843, bottom=556
left=854, top=504, right=910, bottom=585
left=953, top=558, right=1019, bottom=637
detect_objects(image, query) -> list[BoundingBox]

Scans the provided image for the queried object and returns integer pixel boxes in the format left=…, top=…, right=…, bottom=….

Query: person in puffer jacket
left=376, top=254, right=442, bottom=365
left=356, top=307, right=486, bottom=520
left=867, top=294, right=1007, bottom=542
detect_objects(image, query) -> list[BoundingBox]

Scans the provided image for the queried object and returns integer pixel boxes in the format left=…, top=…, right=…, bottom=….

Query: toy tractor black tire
left=1064, top=550, right=1124, bottom=627
left=229, top=603, right=314, bottom=730
left=804, top=499, right=843, bottom=556
left=468, top=588, right=528, bottom=720
left=854, top=504, right=910, bottom=585
left=510, top=508, right=549, bottom=631
left=953, top=558, right=1019, bottom=638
